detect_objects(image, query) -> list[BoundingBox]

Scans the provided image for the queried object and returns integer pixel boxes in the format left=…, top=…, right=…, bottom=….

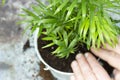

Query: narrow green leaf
left=38, top=25, right=43, bottom=37
left=42, top=43, right=55, bottom=48
left=74, top=8, right=82, bottom=30
left=66, top=0, right=77, bottom=20
left=68, top=37, right=77, bottom=49
left=42, top=37, right=55, bottom=41
left=22, top=24, right=31, bottom=35
left=52, top=47, right=61, bottom=54
left=31, top=26, right=37, bottom=33
left=81, top=0, right=86, bottom=19
left=47, top=0, right=60, bottom=9
left=63, top=30, right=68, bottom=47
left=53, top=40, right=64, bottom=46
left=38, top=19, right=56, bottom=25
left=54, top=0, right=69, bottom=15
left=83, top=18, right=89, bottom=40
left=95, top=16, right=104, bottom=45
left=79, top=17, right=88, bottom=37
left=36, top=0, right=46, bottom=9
left=96, top=37, right=101, bottom=48
left=22, top=8, right=39, bottom=19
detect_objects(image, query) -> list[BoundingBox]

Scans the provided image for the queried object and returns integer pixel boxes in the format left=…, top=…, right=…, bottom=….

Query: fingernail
left=71, top=60, right=77, bottom=67
left=85, top=53, right=89, bottom=58
left=76, top=54, right=82, bottom=59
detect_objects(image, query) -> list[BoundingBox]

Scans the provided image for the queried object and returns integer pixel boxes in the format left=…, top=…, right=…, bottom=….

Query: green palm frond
left=21, top=0, right=120, bottom=58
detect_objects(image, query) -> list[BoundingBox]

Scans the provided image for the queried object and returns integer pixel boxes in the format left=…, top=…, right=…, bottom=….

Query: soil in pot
left=37, top=36, right=113, bottom=76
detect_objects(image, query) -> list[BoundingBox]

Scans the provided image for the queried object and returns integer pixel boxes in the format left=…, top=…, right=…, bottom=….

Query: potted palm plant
left=21, top=0, right=120, bottom=80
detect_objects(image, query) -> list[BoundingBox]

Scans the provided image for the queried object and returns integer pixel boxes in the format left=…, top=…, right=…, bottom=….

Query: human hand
left=71, top=53, right=111, bottom=80
left=91, top=42, right=120, bottom=80
left=71, top=41, right=120, bottom=80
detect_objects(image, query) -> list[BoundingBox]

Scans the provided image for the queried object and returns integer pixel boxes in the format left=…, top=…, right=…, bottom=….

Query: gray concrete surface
left=0, top=0, right=43, bottom=80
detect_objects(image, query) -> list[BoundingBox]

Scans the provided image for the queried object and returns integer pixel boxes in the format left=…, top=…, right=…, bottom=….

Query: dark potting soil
left=38, top=37, right=89, bottom=72
left=37, top=37, right=113, bottom=76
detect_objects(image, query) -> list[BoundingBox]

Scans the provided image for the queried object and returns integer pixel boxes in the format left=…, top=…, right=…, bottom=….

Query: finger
left=103, top=44, right=120, bottom=55
left=113, top=69, right=120, bottom=80
left=71, top=60, right=84, bottom=80
left=85, top=53, right=111, bottom=80
left=91, top=48, right=120, bottom=70
left=70, top=75, right=76, bottom=80
left=76, top=54, right=96, bottom=80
